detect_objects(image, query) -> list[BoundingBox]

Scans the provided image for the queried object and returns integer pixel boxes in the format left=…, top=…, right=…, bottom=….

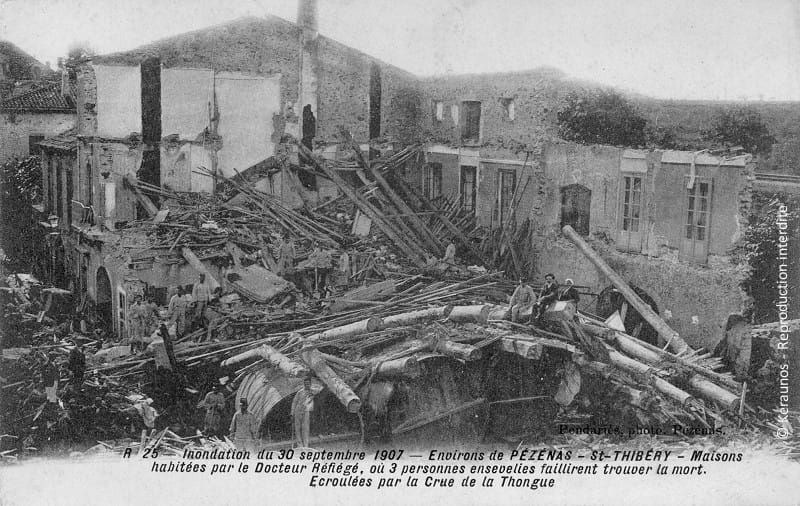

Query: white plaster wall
left=215, top=73, right=281, bottom=176
left=93, top=64, right=141, bottom=138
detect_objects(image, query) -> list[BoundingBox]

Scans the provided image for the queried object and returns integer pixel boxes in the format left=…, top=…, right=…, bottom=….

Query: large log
left=430, top=339, right=482, bottom=361
left=181, top=247, right=221, bottom=291
left=562, top=225, right=691, bottom=355
left=295, top=141, right=426, bottom=266
left=300, top=348, right=361, bottom=413
left=380, top=306, right=451, bottom=329
left=329, top=280, right=396, bottom=313
left=366, top=161, right=444, bottom=256
left=373, top=356, right=421, bottom=379
left=306, top=317, right=383, bottom=342
left=221, top=345, right=308, bottom=377
left=582, top=323, right=742, bottom=393
left=447, top=305, right=491, bottom=324
left=607, top=350, right=697, bottom=408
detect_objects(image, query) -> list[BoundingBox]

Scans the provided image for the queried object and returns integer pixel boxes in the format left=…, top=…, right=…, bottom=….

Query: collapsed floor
left=1, top=141, right=798, bottom=461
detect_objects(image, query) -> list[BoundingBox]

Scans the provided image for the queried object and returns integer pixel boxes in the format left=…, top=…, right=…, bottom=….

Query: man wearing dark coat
left=531, top=273, right=559, bottom=323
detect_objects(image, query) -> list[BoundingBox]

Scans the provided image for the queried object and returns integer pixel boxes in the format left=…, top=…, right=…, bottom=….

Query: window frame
left=460, top=165, right=477, bottom=214
left=423, top=162, right=443, bottom=200
left=495, top=168, right=516, bottom=225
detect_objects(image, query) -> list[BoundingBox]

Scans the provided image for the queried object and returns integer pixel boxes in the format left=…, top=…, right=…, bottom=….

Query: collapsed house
left=18, top=0, right=798, bottom=452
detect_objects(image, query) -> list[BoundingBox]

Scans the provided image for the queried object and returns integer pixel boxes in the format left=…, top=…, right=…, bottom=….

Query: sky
left=1, top=0, right=799, bottom=101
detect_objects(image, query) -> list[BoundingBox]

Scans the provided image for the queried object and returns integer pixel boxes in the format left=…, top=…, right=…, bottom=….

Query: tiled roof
left=0, top=82, right=75, bottom=112
left=38, top=127, right=77, bottom=152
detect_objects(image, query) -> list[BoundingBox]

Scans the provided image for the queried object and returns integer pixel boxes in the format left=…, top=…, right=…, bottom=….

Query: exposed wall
left=419, top=68, right=577, bottom=152
left=0, top=112, right=74, bottom=162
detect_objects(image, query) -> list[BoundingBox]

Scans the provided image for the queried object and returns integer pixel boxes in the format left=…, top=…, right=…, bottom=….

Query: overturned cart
left=220, top=296, right=747, bottom=448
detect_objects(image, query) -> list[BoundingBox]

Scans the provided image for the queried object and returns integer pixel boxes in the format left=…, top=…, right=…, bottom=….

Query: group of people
left=127, top=273, right=216, bottom=353
left=508, top=273, right=581, bottom=324
left=198, top=375, right=317, bottom=450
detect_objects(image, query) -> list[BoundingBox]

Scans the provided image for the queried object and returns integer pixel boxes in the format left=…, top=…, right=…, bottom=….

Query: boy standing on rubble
left=41, top=352, right=59, bottom=405
left=168, top=287, right=189, bottom=338
left=192, top=274, right=212, bottom=329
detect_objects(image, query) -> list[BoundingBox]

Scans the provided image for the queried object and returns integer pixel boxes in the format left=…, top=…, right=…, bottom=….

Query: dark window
left=462, top=101, right=481, bottom=142
left=369, top=63, right=382, bottom=139
left=460, top=165, right=476, bottom=213
left=621, top=175, right=642, bottom=232
left=496, top=169, right=516, bottom=225
left=561, top=184, right=591, bottom=236
left=423, top=163, right=442, bottom=200
left=28, top=135, right=44, bottom=155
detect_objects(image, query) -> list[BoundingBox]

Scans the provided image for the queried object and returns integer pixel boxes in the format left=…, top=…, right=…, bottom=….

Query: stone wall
left=0, top=112, right=74, bottom=162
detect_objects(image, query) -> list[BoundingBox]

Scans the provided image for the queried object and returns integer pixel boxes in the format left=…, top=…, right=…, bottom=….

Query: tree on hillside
left=57, top=41, right=96, bottom=71
left=702, top=107, right=775, bottom=155
left=557, top=90, right=648, bottom=147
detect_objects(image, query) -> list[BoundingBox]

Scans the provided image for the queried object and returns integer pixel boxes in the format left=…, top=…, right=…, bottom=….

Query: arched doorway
left=95, top=267, right=113, bottom=333
left=596, top=284, right=659, bottom=346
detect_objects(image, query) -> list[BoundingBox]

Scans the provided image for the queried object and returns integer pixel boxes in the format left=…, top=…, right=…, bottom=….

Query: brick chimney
left=297, top=0, right=318, bottom=34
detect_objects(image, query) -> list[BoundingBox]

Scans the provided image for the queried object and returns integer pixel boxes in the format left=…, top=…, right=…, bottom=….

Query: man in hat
left=531, top=273, right=559, bottom=323
left=508, top=278, right=535, bottom=323
left=229, top=397, right=259, bottom=451
left=198, top=384, right=226, bottom=437
left=291, top=376, right=316, bottom=448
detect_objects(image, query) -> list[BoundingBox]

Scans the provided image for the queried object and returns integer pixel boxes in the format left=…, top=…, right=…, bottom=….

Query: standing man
left=198, top=384, right=226, bottom=437
left=41, top=353, right=59, bottom=404
left=229, top=398, right=259, bottom=451
left=508, top=278, right=535, bottom=323
left=291, top=376, right=316, bottom=448
left=276, top=232, right=296, bottom=278
left=442, top=240, right=457, bottom=264
left=67, top=340, right=86, bottom=387
left=168, top=287, right=189, bottom=338
left=192, top=274, right=212, bottom=329
left=128, top=296, right=144, bottom=352
left=532, top=273, right=559, bottom=323
left=557, top=278, right=580, bottom=305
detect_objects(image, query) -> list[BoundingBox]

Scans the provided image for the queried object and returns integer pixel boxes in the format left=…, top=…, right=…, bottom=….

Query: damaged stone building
left=38, top=0, right=754, bottom=352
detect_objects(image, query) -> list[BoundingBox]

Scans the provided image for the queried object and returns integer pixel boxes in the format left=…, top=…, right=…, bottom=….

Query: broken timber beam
left=221, top=345, right=308, bottom=377
left=123, top=175, right=159, bottom=217
left=393, top=175, right=489, bottom=265
left=363, top=157, right=444, bottom=256
left=294, top=140, right=426, bottom=267
left=300, top=348, right=361, bottom=413
left=562, top=225, right=691, bottom=355
left=181, top=247, right=221, bottom=291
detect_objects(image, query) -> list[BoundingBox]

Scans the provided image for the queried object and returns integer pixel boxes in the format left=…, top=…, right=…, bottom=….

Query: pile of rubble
left=1, top=141, right=796, bottom=459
